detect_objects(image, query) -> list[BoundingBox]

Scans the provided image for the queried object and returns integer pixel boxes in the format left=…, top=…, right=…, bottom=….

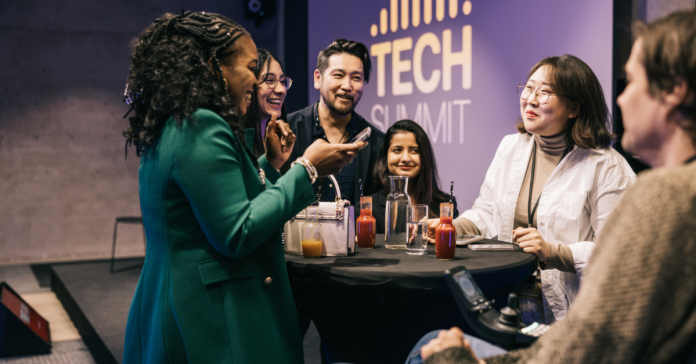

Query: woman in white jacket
left=429, top=55, right=636, bottom=324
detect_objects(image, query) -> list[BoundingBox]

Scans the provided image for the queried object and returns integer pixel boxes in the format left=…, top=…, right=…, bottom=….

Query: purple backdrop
left=308, top=0, right=612, bottom=208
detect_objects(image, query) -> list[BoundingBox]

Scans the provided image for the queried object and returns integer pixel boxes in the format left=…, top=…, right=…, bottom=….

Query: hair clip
left=123, top=84, right=133, bottom=105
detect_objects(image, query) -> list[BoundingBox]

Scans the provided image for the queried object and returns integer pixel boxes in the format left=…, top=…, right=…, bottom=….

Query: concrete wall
left=0, top=0, right=279, bottom=264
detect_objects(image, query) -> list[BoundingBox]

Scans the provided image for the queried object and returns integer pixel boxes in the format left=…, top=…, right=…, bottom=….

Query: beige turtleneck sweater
left=454, top=132, right=575, bottom=272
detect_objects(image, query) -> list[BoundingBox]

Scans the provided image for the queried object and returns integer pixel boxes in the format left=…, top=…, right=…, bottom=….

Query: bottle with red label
left=356, top=196, right=377, bottom=249
left=435, top=202, right=457, bottom=260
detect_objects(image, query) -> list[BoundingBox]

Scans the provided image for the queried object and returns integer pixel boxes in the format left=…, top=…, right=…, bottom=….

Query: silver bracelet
left=292, top=157, right=317, bottom=184
left=302, top=158, right=318, bottom=179
left=294, top=158, right=317, bottom=184
left=299, top=158, right=318, bottom=182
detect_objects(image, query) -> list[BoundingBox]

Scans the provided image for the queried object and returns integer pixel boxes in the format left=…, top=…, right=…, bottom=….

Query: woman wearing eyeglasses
left=245, top=49, right=294, bottom=159
left=427, top=55, right=636, bottom=324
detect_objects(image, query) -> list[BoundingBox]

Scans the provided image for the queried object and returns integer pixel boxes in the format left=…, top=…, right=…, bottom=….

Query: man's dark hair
left=316, top=39, right=372, bottom=83
left=123, top=11, right=250, bottom=156
left=636, top=9, right=696, bottom=146
left=516, top=55, right=614, bottom=150
left=372, top=119, right=450, bottom=216
left=244, top=49, right=288, bottom=159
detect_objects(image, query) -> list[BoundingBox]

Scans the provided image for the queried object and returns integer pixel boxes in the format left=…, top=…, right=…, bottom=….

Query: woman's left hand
left=420, top=327, right=486, bottom=364
left=513, top=227, right=550, bottom=262
left=264, top=113, right=296, bottom=170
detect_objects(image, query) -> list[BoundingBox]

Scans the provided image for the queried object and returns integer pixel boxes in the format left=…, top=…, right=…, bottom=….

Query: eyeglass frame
left=517, top=83, right=557, bottom=105
left=260, top=73, right=293, bottom=91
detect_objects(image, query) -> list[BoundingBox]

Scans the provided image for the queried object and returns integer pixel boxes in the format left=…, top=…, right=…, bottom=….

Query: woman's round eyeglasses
left=261, top=74, right=293, bottom=91
left=517, top=83, right=555, bottom=104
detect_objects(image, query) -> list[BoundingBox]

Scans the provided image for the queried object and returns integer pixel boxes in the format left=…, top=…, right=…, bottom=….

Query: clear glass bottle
left=301, top=206, right=323, bottom=258
left=385, top=176, right=411, bottom=249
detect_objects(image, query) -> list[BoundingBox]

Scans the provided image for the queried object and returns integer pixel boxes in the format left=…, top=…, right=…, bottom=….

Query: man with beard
left=285, top=39, right=385, bottom=206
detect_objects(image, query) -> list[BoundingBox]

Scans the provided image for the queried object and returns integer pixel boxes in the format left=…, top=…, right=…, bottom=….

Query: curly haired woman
left=121, top=12, right=364, bottom=363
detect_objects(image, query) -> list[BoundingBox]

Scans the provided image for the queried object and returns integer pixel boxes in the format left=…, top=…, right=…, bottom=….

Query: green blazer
left=123, top=109, right=315, bottom=363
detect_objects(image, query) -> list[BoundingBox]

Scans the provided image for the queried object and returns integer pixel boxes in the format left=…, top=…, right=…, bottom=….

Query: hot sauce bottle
left=357, top=196, right=377, bottom=249
left=435, top=203, right=456, bottom=260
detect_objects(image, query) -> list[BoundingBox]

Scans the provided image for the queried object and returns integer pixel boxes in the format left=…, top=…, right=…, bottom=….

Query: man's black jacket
left=283, top=103, right=385, bottom=206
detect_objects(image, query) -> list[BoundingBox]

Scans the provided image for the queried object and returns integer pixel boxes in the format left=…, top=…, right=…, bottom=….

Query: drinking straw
left=449, top=181, right=454, bottom=203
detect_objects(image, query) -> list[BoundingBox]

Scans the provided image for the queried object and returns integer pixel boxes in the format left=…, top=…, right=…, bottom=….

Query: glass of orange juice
left=301, top=206, right=323, bottom=258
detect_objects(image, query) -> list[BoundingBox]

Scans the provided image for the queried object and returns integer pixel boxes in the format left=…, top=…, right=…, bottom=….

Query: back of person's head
left=316, top=39, right=372, bottom=83
left=636, top=9, right=696, bottom=145
left=124, top=12, right=249, bottom=155
left=516, top=55, right=613, bottom=150
left=245, top=49, right=288, bottom=158
left=373, top=120, right=449, bottom=212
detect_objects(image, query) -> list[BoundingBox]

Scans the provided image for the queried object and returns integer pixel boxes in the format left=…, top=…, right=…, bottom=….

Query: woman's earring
left=222, top=77, right=228, bottom=90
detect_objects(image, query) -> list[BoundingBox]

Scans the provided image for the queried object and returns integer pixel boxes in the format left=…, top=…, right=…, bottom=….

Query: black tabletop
left=285, top=235, right=537, bottom=292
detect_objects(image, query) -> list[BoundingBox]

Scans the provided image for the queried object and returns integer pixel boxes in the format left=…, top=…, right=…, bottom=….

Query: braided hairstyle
left=123, top=11, right=253, bottom=157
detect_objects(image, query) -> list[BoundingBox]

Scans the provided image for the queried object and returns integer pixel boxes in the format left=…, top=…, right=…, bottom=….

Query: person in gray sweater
left=417, top=8, right=696, bottom=364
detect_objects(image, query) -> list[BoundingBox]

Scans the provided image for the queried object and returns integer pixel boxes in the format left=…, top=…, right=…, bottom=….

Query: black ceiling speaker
left=244, top=0, right=276, bottom=27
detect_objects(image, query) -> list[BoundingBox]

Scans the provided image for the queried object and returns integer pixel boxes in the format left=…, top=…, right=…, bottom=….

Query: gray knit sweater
left=426, top=162, right=696, bottom=364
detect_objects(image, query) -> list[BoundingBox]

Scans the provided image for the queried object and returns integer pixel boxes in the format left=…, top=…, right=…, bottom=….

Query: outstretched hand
left=420, top=327, right=486, bottom=364
left=264, top=113, right=296, bottom=170
left=512, top=227, right=551, bottom=262
left=302, top=139, right=367, bottom=177
left=426, top=218, right=440, bottom=244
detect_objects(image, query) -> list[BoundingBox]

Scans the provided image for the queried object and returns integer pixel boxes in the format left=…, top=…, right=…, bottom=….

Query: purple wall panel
left=307, top=0, right=612, bottom=209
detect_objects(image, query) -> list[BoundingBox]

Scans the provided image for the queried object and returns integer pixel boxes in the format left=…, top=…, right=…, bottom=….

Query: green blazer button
left=264, top=277, right=273, bottom=285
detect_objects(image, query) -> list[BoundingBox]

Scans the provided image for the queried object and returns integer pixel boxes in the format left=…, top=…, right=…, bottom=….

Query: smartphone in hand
left=348, top=127, right=371, bottom=144
left=468, top=244, right=518, bottom=251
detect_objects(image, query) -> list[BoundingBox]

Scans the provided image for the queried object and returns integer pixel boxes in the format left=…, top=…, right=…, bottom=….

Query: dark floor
left=50, top=259, right=323, bottom=364
left=29, top=264, right=54, bottom=288
left=0, top=340, right=95, bottom=364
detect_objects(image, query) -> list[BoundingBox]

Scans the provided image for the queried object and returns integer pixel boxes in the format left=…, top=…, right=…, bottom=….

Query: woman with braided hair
left=122, top=12, right=364, bottom=363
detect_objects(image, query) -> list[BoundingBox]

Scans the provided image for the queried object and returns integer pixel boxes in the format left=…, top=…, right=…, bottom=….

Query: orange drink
left=302, top=239, right=323, bottom=258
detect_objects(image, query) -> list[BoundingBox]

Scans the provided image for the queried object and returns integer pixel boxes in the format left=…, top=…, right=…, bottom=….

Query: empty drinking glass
left=406, top=204, right=429, bottom=255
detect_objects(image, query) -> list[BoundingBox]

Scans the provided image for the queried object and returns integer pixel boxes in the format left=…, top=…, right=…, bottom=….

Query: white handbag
left=284, top=175, right=356, bottom=256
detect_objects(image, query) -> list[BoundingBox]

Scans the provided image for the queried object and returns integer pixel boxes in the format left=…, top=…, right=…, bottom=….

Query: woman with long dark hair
left=428, top=55, right=635, bottom=324
left=371, top=119, right=458, bottom=234
left=121, top=12, right=363, bottom=363
left=244, top=49, right=292, bottom=159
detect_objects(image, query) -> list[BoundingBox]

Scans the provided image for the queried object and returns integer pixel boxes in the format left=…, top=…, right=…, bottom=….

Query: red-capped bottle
left=357, top=196, right=377, bottom=249
left=435, top=203, right=456, bottom=260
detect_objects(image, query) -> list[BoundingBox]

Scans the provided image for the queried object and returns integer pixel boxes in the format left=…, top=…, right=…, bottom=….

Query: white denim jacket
left=459, top=133, right=636, bottom=323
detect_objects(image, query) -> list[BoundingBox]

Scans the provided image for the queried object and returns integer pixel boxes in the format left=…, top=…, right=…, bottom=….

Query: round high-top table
left=285, top=235, right=537, bottom=364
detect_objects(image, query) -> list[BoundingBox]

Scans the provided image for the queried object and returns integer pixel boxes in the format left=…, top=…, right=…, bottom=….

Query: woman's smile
left=267, top=97, right=283, bottom=108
